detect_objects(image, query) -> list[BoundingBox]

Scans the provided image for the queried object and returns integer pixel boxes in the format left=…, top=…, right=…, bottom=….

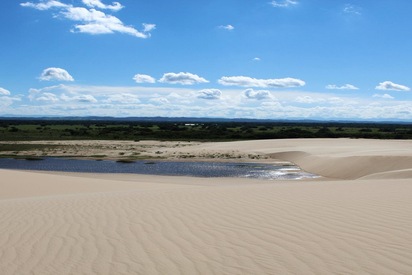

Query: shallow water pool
left=0, top=158, right=319, bottom=180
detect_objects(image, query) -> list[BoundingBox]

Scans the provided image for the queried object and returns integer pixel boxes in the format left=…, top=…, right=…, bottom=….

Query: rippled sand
left=1, top=138, right=412, bottom=274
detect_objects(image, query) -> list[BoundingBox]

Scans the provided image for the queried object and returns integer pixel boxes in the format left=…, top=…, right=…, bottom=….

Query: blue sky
left=1, top=0, right=412, bottom=120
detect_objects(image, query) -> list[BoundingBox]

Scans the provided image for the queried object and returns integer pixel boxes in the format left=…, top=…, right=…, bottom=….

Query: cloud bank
left=218, top=76, right=305, bottom=88
left=7, top=84, right=412, bottom=120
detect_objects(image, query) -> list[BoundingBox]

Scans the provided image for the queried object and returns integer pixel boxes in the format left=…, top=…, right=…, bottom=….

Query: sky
left=1, top=0, right=412, bottom=120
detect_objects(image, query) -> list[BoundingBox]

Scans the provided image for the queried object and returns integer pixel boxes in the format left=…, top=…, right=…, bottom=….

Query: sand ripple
left=1, top=179, right=412, bottom=274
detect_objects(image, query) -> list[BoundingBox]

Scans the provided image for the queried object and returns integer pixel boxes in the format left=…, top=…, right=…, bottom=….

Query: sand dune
left=183, top=138, right=412, bottom=180
left=1, top=139, right=412, bottom=274
left=359, top=168, right=412, bottom=180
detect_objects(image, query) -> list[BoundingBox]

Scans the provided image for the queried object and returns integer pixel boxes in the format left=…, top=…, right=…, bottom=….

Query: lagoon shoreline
left=1, top=138, right=412, bottom=274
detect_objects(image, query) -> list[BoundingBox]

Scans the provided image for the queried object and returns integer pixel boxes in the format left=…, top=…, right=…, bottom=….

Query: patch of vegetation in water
left=24, top=157, right=44, bottom=161
left=116, top=159, right=136, bottom=163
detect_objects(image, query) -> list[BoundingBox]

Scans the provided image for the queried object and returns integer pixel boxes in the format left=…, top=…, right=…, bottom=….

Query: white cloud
left=326, top=84, right=359, bottom=90
left=328, top=97, right=344, bottom=105
left=82, top=0, right=123, bottom=11
left=36, top=92, right=59, bottom=102
left=20, top=0, right=69, bottom=10
left=63, top=6, right=110, bottom=21
left=270, top=0, right=298, bottom=8
left=71, top=94, right=98, bottom=103
left=63, top=7, right=151, bottom=38
left=22, top=1, right=154, bottom=38
left=159, top=72, right=209, bottom=85
left=143, top=23, right=156, bottom=32
left=243, top=89, right=271, bottom=100
left=295, top=95, right=347, bottom=105
left=39, top=67, right=74, bottom=81
left=343, top=4, right=361, bottom=15
left=0, top=87, right=11, bottom=95
left=133, top=74, right=156, bottom=84
left=29, top=85, right=97, bottom=104
left=219, top=24, right=234, bottom=31
left=253, top=57, right=261, bottom=61
left=28, top=85, right=64, bottom=101
left=373, top=94, right=394, bottom=99
left=104, top=93, right=140, bottom=103
left=150, top=97, right=170, bottom=105
left=197, top=89, right=222, bottom=100
left=218, top=76, right=305, bottom=88
left=376, top=81, right=410, bottom=92
left=72, top=23, right=111, bottom=34
left=295, top=96, right=323, bottom=104
left=0, top=95, right=21, bottom=110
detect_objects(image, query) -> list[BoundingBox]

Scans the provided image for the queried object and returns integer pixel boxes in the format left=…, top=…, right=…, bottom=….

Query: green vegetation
left=1, top=119, right=412, bottom=141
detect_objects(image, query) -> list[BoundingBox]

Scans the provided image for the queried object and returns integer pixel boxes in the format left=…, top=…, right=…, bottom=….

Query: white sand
left=1, top=138, right=412, bottom=274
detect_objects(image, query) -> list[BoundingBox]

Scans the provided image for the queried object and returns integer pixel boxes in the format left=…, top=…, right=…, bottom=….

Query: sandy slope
left=1, top=138, right=412, bottom=274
